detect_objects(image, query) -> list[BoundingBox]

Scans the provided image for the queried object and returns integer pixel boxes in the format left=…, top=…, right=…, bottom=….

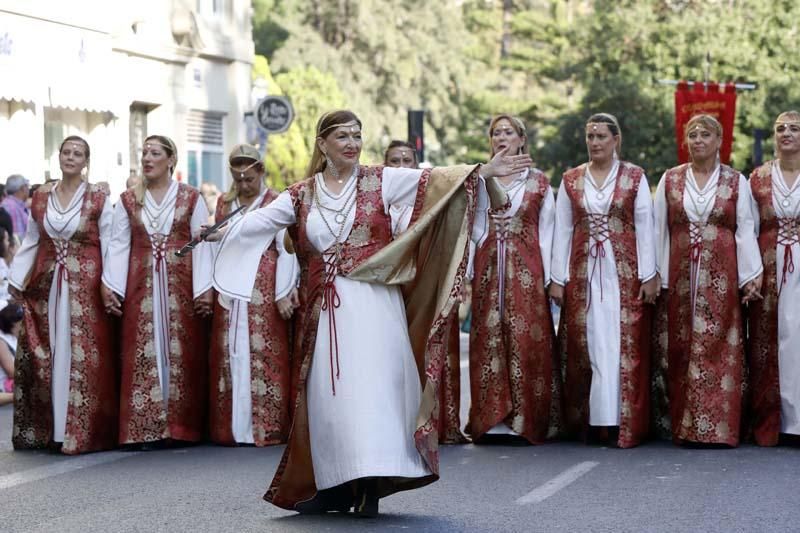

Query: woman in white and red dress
left=748, top=110, right=800, bottom=446
left=654, top=113, right=762, bottom=447
left=208, top=144, right=299, bottom=446
left=101, top=135, right=214, bottom=447
left=212, top=110, right=526, bottom=516
left=467, top=114, right=560, bottom=444
left=549, top=113, right=659, bottom=448
left=10, top=135, right=118, bottom=454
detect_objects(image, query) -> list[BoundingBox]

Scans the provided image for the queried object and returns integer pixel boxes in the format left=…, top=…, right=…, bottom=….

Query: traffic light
left=407, top=110, right=424, bottom=163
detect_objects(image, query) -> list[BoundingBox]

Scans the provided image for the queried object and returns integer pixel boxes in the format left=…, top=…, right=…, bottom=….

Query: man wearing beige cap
left=208, top=143, right=300, bottom=447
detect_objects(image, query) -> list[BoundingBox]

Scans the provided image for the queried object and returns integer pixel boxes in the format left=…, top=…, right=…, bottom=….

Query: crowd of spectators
left=0, top=173, right=32, bottom=405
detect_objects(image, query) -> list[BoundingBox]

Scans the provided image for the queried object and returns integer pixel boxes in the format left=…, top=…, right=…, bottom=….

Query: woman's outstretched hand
left=481, top=147, right=533, bottom=179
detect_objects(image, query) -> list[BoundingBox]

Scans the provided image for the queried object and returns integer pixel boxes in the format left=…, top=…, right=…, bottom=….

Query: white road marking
left=0, top=451, right=138, bottom=490
left=516, top=461, right=599, bottom=505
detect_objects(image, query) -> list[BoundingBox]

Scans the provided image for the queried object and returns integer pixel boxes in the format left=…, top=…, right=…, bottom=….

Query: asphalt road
left=2, top=334, right=799, bottom=533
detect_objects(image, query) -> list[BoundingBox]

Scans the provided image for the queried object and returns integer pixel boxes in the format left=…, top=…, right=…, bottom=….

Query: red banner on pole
left=674, top=81, right=737, bottom=164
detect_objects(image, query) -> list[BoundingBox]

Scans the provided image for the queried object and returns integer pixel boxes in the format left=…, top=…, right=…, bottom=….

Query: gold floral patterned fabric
left=747, top=162, right=782, bottom=446
left=467, top=169, right=561, bottom=443
left=265, top=165, right=481, bottom=510
left=118, top=185, right=210, bottom=444
left=209, top=190, right=291, bottom=446
left=438, top=309, right=468, bottom=444
left=13, top=185, right=119, bottom=454
left=561, top=162, right=651, bottom=448
left=665, top=163, right=743, bottom=446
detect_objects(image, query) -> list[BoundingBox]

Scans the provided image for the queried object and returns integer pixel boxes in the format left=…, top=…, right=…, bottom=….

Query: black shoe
left=354, top=480, right=379, bottom=518
left=295, top=485, right=353, bottom=514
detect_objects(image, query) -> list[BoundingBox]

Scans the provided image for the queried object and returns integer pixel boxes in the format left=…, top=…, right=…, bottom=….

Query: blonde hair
left=135, top=135, right=177, bottom=205
left=304, top=110, right=362, bottom=178
left=59, top=135, right=91, bottom=181
left=685, top=114, right=723, bottom=140
left=774, top=111, right=800, bottom=158
left=488, top=114, right=529, bottom=157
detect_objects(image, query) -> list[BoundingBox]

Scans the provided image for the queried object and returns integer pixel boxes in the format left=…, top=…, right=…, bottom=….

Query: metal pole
left=656, top=79, right=758, bottom=91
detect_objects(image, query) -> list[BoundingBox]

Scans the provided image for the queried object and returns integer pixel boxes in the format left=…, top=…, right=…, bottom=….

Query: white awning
left=0, top=11, right=120, bottom=116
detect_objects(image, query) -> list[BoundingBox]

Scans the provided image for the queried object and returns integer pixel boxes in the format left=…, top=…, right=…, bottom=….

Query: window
left=186, top=110, right=225, bottom=190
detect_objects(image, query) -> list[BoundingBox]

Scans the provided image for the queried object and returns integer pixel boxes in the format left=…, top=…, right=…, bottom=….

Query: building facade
left=0, top=0, right=255, bottom=199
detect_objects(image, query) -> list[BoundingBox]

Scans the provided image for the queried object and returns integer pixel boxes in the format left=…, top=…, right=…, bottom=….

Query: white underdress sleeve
left=539, top=186, right=556, bottom=287
left=8, top=214, right=40, bottom=290
left=654, top=173, right=670, bottom=289
left=101, top=201, right=132, bottom=298
left=381, top=167, right=424, bottom=211
left=551, top=186, right=574, bottom=286
left=735, top=173, right=764, bottom=287
left=190, top=197, right=213, bottom=298
left=274, top=228, right=300, bottom=301
left=213, top=191, right=297, bottom=302
left=634, top=174, right=657, bottom=282
left=99, top=196, right=114, bottom=262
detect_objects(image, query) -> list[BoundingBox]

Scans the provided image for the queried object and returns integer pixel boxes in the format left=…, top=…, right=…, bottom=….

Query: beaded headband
left=144, top=140, right=176, bottom=154
left=775, top=120, right=800, bottom=127
left=228, top=159, right=261, bottom=178
left=318, top=120, right=361, bottom=137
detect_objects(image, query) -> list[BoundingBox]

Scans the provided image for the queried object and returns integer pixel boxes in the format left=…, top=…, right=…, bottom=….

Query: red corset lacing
left=777, top=217, right=800, bottom=296
left=490, top=213, right=511, bottom=321
left=310, top=252, right=341, bottom=395
left=688, top=221, right=704, bottom=304
left=586, top=213, right=611, bottom=310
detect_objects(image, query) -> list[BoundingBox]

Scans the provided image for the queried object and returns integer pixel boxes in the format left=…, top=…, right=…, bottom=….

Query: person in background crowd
left=10, top=135, right=118, bottom=454
left=102, top=134, right=214, bottom=449
left=0, top=185, right=14, bottom=241
left=0, top=226, right=13, bottom=304
left=0, top=303, right=23, bottom=406
left=748, top=110, right=800, bottom=446
left=549, top=113, right=658, bottom=448
left=654, top=114, right=762, bottom=447
left=3, top=174, right=30, bottom=238
left=208, top=144, right=299, bottom=446
left=200, top=182, right=221, bottom=224
left=468, top=114, right=561, bottom=444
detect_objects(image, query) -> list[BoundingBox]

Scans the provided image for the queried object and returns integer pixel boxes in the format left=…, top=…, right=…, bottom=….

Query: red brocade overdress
left=663, top=164, right=745, bottom=446
left=559, top=162, right=651, bottom=448
left=467, top=169, right=560, bottom=443
left=747, top=162, right=787, bottom=445
left=117, top=185, right=210, bottom=444
left=13, top=185, right=118, bottom=454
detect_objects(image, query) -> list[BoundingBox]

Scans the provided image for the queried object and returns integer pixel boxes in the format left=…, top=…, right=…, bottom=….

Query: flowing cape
left=263, top=164, right=505, bottom=508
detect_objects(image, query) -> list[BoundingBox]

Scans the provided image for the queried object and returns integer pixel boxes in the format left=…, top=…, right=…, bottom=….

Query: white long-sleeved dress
left=750, top=163, right=800, bottom=435
left=551, top=161, right=657, bottom=426
left=214, top=167, right=490, bottom=490
left=218, top=189, right=300, bottom=444
left=9, top=181, right=113, bottom=442
left=102, top=180, right=213, bottom=405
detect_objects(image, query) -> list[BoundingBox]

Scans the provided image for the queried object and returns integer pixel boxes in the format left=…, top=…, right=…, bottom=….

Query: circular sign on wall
left=255, top=96, right=294, bottom=134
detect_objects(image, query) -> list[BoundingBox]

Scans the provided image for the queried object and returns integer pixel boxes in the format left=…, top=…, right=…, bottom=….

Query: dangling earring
left=325, top=153, right=341, bottom=183
left=715, top=148, right=721, bottom=167
left=612, top=148, right=619, bottom=161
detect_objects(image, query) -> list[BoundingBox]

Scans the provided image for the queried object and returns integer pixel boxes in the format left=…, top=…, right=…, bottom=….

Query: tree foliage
left=252, top=0, right=800, bottom=185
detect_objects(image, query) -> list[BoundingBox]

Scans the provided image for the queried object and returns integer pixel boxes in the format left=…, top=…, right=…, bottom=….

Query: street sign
left=254, top=96, right=294, bottom=134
